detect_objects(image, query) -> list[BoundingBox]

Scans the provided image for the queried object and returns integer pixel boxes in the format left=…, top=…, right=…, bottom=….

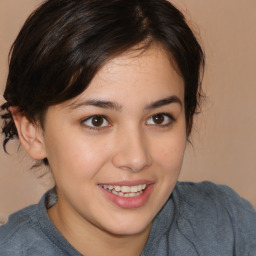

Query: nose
left=111, top=129, right=152, bottom=172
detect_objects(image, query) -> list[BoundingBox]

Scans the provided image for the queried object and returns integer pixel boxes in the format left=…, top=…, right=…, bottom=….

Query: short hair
left=1, top=0, right=204, bottom=156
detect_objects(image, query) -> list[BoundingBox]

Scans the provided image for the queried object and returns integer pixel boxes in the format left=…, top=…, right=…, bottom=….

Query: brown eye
left=146, top=113, right=174, bottom=126
left=152, top=114, right=164, bottom=124
left=83, top=115, right=109, bottom=129
left=91, top=116, right=104, bottom=126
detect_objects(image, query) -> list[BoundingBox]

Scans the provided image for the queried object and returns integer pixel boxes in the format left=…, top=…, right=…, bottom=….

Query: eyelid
left=82, top=115, right=110, bottom=130
left=146, top=113, right=176, bottom=126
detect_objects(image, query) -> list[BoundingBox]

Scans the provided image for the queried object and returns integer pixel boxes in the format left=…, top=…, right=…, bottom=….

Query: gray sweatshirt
left=1, top=181, right=256, bottom=255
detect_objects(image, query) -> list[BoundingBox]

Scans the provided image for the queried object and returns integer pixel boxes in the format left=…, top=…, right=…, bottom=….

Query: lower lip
left=99, top=184, right=154, bottom=209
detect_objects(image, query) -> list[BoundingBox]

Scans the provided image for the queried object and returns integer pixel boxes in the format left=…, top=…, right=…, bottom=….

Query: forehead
left=67, top=45, right=184, bottom=107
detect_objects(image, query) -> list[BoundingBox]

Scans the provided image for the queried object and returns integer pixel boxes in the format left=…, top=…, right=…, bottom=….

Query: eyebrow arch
left=144, top=95, right=182, bottom=111
left=69, top=99, right=123, bottom=111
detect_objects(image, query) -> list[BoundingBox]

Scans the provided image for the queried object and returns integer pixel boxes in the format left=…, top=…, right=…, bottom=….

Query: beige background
left=0, top=0, right=255, bottom=221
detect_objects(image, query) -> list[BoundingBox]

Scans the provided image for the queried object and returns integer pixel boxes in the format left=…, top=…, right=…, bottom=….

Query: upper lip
left=99, top=180, right=154, bottom=186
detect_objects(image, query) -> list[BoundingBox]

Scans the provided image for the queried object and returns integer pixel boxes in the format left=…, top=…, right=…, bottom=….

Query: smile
left=101, top=184, right=147, bottom=197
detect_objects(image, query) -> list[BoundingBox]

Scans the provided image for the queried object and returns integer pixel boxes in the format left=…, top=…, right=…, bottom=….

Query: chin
left=101, top=214, right=153, bottom=236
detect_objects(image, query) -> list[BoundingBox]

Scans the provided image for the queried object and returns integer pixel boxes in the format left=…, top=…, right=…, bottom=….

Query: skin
left=13, top=45, right=187, bottom=256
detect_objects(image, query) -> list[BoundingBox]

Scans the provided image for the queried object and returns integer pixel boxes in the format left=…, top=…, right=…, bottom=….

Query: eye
left=82, top=115, right=110, bottom=129
left=146, top=113, right=174, bottom=126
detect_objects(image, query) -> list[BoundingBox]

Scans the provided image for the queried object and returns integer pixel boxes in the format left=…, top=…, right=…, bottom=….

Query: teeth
left=112, top=190, right=118, bottom=195
left=130, top=186, right=138, bottom=193
left=114, top=186, right=121, bottom=192
left=101, top=184, right=147, bottom=197
left=121, top=186, right=130, bottom=193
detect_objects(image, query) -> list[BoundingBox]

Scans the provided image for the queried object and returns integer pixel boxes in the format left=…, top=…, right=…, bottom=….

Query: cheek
left=45, top=133, right=112, bottom=182
left=152, top=143, right=186, bottom=194
left=153, top=130, right=186, bottom=169
left=150, top=132, right=186, bottom=211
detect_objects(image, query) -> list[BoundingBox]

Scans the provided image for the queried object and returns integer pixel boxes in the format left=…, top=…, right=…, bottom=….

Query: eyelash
left=82, top=113, right=176, bottom=131
left=145, top=113, right=176, bottom=127
left=82, top=115, right=110, bottom=131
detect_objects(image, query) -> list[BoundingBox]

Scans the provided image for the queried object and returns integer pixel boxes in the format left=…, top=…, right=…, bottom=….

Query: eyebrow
left=144, top=95, right=182, bottom=111
left=69, top=99, right=122, bottom=111
left=69, top=95, right=182, bottom=111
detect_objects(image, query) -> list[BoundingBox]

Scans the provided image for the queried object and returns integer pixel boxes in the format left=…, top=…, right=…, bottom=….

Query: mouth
left=99, top=181, right=154, bottom=209
left=100, top=184, right=147, bottom=197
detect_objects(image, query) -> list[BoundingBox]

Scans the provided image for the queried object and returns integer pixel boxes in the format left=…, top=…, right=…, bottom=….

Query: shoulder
left=0, top=204, right=43, bottom=255
left=172, top=181, right=256, bottom=254
left=175, top=181, right=256, bottom=216
left=0, top=189, right=62, bottom=256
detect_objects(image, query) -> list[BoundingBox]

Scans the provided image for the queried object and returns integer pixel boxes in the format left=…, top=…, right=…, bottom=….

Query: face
left=41, top=45, right=186, bottom=237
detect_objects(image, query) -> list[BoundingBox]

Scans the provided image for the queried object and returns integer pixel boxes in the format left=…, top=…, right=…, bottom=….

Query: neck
left=48, top=201, right=152, bottom=256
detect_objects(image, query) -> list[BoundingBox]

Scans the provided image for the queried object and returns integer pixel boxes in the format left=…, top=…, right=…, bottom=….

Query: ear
left=10, top=107, right=47, bottom=160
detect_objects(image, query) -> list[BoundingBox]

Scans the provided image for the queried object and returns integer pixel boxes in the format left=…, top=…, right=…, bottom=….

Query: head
left=1, top=0, right=204, bottom=239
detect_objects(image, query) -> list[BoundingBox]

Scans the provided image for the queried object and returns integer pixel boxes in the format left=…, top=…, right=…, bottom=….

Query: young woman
left=0, top=0, right=256, bottom=255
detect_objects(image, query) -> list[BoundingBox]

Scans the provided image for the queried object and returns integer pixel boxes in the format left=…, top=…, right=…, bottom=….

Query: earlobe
left=10, top=107, right=47, bottom=160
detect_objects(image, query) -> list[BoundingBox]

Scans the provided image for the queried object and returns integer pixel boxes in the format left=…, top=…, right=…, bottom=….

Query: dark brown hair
left=1, top=0, right=204, bottom=161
